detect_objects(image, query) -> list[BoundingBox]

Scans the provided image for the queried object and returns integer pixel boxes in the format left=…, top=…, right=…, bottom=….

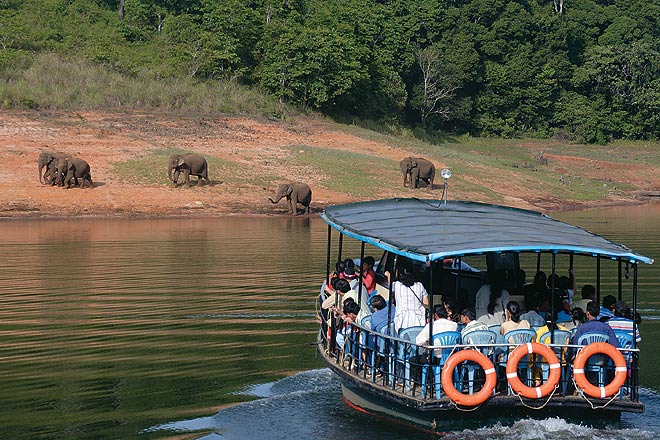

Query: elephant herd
left=36, top=151, right=435, bottom=214
left=38, top=152, right=93, bottom=189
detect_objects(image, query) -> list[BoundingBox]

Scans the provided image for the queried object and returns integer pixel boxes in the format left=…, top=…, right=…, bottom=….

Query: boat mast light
left=441, top=168, right=451, bottom=206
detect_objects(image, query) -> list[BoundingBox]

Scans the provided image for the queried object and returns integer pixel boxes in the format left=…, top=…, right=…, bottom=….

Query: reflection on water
left=0, top=203, right=659, bottom=439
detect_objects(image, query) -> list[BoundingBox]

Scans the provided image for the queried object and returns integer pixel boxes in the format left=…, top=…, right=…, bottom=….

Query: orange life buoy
left=573, top=342, right=627, bottom=399
left=506, top=342, right=560, bottom=399
left=441, top=350, right=496, bottom=406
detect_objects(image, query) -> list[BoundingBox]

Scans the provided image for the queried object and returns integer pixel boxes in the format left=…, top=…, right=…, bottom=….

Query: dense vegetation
left=2, top=0, right=660, bottom=143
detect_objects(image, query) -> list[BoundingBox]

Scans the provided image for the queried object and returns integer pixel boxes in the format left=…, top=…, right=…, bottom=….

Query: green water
left=0, top=204, right=658, bottom=439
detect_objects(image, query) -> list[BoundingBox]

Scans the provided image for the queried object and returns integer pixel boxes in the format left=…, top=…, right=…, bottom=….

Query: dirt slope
left=0, top=110, right=657, bottom=218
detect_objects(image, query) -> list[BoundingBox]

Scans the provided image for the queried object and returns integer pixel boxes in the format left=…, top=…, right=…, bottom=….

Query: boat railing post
left=386, top=255, right=398, bottom=385
left=596, top=256, right=601, bottom=305
left=358, top=242, right=365, bottom=308
left=618, top=260, right=623, bottom=301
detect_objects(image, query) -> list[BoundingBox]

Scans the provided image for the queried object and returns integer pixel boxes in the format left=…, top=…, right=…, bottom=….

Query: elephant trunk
left=38, top=164, right=43, bottom=184
left=168, top=166, right=173, bottom=181
left=269, top=194, right=283, bottom=204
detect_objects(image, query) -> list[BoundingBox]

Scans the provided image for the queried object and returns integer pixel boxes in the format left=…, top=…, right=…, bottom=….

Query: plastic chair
left=576, top=332, right=611, bottom=387
left=538, top=329, right=571, bottom=395
left=421, top=331, right=461, bottom=398
left=397, top=326, right=424, bottom=391
left=355, top=316, right=372, bottom=372
left=488, top=324, right=501, bottom=335
left=499, top=329, right=537, bottom=393
left=461, top=330, right=497, bottom=394
left=613, top=330, right=635, bottom=398
left=373, top=322, right=396, bottom=383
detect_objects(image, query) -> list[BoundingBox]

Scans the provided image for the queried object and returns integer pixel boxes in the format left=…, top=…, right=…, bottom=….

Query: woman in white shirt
left=393, top=271, right=429, bottom=331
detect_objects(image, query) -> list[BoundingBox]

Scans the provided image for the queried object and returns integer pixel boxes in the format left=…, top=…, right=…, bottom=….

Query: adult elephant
left=168, top=154, right=209, bottom=187
left=399, top=157, right=435, bottom=189
left=57, top=157, right=93, bottom=188
left=268, top=183, right=312, bottom=215
left=38, top=151, right=69, bottom=184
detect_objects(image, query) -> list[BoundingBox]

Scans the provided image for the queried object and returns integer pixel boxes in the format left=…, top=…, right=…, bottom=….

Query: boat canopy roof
left=320, top=198, right=654, bottom=265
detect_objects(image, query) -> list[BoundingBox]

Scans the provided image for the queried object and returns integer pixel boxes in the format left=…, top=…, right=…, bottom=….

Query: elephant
left=399, top=157, right=435, bottom=189
left=268, top=183, right=312, bottom=215
left=168, top=154, right=209, bottom=187
left=38, top=151, right=69, bottom=184
left=56, top=157, right=93, bottom=188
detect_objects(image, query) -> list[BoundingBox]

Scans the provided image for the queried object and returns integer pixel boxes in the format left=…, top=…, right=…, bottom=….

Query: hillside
left=1, top=110, right=659, bottom=219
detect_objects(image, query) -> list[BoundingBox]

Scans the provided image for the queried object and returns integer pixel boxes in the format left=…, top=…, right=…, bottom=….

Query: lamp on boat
left=441, top=168, right=451, bottom=206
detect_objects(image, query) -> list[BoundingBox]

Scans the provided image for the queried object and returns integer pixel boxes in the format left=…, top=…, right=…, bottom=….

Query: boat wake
left=145, top=369, right=660, bottom=440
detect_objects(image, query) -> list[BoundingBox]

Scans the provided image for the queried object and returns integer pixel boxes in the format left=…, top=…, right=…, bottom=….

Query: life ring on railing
left=506, top=342, right=560, bottom=399
left=441, top=350, right=496, bottom=406
left=573, top=342, right=627, bottom=399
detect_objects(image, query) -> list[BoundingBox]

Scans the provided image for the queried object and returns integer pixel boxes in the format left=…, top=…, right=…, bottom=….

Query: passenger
left=570, top=301, right=619, bottom=347
left=321, top=278, right=352, bottom=311
left=598, top=295, right=616, bottom=322
left=326, top=260, right=345, bottom=288
left=442, top=296, right=461, bottom=324
left=571, top=284, right=596, bottom=312
left=360, top=256, right=378, bottom=297
left=500, top=301, right=530, bottom=336
left=522, top=270, right=548, bottom=311
left=335, top=299, right=360, bottom=351
left=562, top=306, right=586, bottom=331
left=369, top=295, right=394, bottom=332
left=519, top=297, right=546, bottom=327
left=475, top=270, right=510, bottom=321
left=409, top=305, right=456, bottom=387
left=343, top=260, right=360, bottom=292
left=392, top=271, right=429, bottom=331
left=459, top=307, right=488, bottom=340
left=607, top=300, right=641, bottom=343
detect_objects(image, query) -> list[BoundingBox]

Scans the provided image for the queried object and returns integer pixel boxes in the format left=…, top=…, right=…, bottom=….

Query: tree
left=412, top=45, right=458, bottom=127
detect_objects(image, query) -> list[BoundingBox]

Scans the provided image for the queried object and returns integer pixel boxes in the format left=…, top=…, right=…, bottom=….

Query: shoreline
left=0, top=196, right=653, bottom=222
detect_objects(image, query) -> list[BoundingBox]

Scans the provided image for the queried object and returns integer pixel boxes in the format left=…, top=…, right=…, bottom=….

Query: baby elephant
left=168, top=154, right=209, bottom=187
left=56, top=157, right=93, bottom=188
left=269, top=183, right=312, bottom=215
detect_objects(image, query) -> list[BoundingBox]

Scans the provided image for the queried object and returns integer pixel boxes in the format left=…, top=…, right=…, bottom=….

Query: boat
left=316, top=197, right=652, bottom=431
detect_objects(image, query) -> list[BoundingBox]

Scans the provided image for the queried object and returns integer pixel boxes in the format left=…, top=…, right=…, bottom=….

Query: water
left=0, top=204, right=658, bottom=439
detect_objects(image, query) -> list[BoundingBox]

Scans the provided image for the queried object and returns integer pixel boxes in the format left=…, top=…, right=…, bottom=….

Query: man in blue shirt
left=369, top=295, right=394, bottom=333
left=571, top=301, right=619, bottom=347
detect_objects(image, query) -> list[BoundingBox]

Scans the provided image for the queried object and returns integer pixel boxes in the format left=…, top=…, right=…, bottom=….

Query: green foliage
left=3, top=0, right=660, bottom=142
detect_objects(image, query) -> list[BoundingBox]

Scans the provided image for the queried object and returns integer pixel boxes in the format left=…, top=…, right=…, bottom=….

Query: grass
left=283, top=145, right=397, bottom=197
left=0, top=53, right=294, bottom=118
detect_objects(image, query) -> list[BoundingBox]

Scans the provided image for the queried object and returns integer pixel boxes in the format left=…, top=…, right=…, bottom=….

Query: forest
left=1, top=0, right=659, bottom=144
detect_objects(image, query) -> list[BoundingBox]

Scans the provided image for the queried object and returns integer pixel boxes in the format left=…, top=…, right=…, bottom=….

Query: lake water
left=0, top=204, right=659, bottom=439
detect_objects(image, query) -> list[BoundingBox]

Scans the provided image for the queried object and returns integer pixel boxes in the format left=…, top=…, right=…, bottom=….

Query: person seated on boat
left=323, top=260, right=346, bottom=295
left=408, top=305, right=458, bottom=387
left=334, top=299, right=361, bottom=352
left=570, top=301, right=620, bottom=347
left=532, top=318, right=570, bottom=384
left=475, top=270, right=510, bottom=321
left=598, top=295, right=616, bottom=322
left=559, top=270, right=577, bottom=305
left=392, top=270, right=429, bottom=332
left=459, top=307, right=488, bottom=340
left=522, top=270, right=548, bottom=312
left=359, top=255, right=378, bottom=297
left=343, top=259, right=360, bottom=291
left=500, top=301, right=531, bottom=336
left=442, top=296, right=462, bottom=324
left=607, top=300, right=641, bottom=343
left=369, top=295, right=395, bottom=334
left=519, top=296, right=546, bottom=327
left=571, top=284, right=596, bottom=312
left=561, top=306, right=585, bottom=331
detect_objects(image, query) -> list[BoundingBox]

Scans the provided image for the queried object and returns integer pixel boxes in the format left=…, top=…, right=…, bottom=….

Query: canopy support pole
left=596, top=256, right=601, bottom=305
left=618, top=260, right=623, bottom=301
